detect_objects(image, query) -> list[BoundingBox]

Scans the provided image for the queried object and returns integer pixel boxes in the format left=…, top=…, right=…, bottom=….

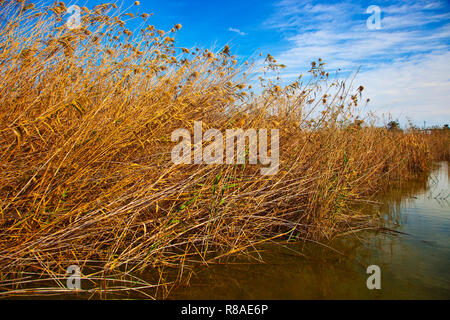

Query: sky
left=56, top=0, right=450, bottom=126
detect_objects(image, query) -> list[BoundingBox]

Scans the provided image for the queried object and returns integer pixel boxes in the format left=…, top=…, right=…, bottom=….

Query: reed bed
left=0, top=1, right=448, bottom=298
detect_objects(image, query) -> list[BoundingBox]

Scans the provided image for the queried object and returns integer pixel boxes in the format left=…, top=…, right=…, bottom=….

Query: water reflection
left=172, top=162, right=450, bottom=299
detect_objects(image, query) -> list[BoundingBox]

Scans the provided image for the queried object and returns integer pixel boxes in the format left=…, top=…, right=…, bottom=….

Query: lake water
left=171, top=161, right=450, bottom=299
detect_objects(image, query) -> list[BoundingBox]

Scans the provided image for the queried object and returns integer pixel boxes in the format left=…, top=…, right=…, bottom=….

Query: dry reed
left=0, top=1, right=448, bottom=298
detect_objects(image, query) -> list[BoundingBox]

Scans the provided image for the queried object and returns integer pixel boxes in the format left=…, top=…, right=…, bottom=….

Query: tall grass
left=0, top=1, right=448, bottom=298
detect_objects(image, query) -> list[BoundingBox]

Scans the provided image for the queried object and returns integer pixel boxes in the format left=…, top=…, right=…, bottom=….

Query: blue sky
left=64, top=0, right=450, bottom=126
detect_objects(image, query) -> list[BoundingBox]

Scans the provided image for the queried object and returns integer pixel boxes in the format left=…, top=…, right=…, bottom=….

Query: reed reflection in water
left=171, top=162, right=450, bottom=299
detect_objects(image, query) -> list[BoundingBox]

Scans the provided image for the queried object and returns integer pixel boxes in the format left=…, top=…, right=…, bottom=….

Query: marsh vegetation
left=0, top=1, right=448, bottom=298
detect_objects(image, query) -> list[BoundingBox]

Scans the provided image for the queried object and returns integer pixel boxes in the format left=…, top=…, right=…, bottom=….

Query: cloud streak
left=228, top=27, right=247, bottom=36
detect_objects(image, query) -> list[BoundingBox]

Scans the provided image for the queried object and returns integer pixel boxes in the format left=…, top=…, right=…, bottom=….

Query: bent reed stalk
left=0, top=1, right=448, bottom=298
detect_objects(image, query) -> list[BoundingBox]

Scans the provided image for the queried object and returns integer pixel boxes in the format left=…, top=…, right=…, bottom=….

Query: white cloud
left=263, top=0, right=450, bottom=126
left=228, top=27, right=247, bottom=36
left=359, top=51, right=450, bottom=126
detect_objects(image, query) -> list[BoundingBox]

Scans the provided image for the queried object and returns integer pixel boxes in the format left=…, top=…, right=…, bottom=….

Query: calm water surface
left=172, top=162, right=450, bottom=299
